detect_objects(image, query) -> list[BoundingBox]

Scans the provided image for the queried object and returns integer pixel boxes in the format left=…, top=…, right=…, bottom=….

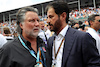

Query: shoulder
left=37, top=36, right=45, bottom=47
left=47, top=35, right=55, bottom=46
left=0, top=34, right=5, bottom=39
left=0, top=34, right=3, bottom=37
left=68, top=27, right=89, bottom=36
left=68, top=27, right=93, bottom=41
left=0, top=34, right=7, bottom=43
left=0, top=37, right=20, bottom=51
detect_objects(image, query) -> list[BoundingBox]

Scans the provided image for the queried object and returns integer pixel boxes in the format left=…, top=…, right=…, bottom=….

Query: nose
left=35, top=20, right=39, bottom=26
left=47, top=18, right=50, bottom=23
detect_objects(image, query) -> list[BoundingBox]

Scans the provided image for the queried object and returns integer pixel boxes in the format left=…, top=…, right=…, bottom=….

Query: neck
left=56, top=24, right=67, bottom=35
left=91, top=26, right=98, bottom=32
left=22, top=34, right=37, bottom=53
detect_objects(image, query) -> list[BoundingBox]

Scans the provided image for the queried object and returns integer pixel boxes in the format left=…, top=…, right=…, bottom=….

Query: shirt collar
left=55, top=25, right=69, bottom=40
left=20, top=35, right=32, bottom=49
left=19, top=35, right=45, bottom=50
left=88, top=28, right=98, bottom=33
left=40, top=29, right=44, bottom=32
left=58, top=25, right=69, bottom=37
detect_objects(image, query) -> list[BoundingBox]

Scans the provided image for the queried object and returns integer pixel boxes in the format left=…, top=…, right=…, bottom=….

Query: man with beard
left=0, top=7, right=47, bottom=67
left=46, top=1, right=100, bottom=67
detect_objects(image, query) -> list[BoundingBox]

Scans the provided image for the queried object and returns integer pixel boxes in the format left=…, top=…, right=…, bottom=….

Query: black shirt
left=0, top=35, right=46, bottom=67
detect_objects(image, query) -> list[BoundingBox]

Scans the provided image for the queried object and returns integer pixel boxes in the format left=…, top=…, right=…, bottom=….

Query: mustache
left=33, top=27, right=40, bottom=30
left=48, top=22, right=53, bottom=26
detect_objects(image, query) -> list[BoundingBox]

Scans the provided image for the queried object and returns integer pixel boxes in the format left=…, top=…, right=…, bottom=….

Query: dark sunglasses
left=97, top=20, right=100, bottom=22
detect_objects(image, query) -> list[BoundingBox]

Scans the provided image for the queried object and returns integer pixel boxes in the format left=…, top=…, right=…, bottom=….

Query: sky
left=0, top=0, right=53, bottom=13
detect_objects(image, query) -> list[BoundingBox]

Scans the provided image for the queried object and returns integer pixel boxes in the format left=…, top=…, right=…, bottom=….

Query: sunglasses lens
left=99, top=20, right=100, bottom=22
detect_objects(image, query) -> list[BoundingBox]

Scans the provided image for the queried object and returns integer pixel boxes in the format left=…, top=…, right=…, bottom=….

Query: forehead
left=95, top=16, right=100, bottom=19
left=25, top=11, right=39, bottom=19
left=47, top=7, right=56, bottom=16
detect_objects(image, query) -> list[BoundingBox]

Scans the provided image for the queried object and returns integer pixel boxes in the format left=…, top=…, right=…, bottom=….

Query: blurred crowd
left=0, top=20, right=17, bottom=39
left=0, top=7, right=100, bottom=42
left=69, top=7, right=100, bottom=20
left=0, top=1, right=100, bottom=67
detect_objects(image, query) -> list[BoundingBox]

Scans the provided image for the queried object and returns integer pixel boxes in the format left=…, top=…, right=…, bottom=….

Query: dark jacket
left=46, top=27, right=100, bottom=67
left=0, top=35, right=47, bottom=67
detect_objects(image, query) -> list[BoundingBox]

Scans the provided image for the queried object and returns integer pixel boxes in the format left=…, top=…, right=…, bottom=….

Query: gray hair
left=16, top=7, right=38, bottom=34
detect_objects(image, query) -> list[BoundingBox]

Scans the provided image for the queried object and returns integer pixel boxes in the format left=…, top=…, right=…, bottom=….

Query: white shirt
left=38, top=29, right=47, bottom=45
left=86, top=28, right=100, bottom=54
left=52, top=25, right=69, bottom=67
left=0, top=34, right=7, bottom=48
left=45, top=29, right=51, bottom=39
left=38, top=29, right=45, bottom=40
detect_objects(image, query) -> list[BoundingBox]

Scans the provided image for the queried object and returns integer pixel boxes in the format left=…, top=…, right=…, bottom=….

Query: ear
left=60, top=12, right=67, bottom=20
left=19, top=23, right=23, bottom=30
left=90, top=21, right=93, bottom=26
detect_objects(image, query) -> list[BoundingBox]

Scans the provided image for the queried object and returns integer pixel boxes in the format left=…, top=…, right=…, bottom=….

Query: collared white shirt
left=45, top=29, right=51, bottom=39
left=38, top=29, right=46, bottom=40
left=52, top=25, right=69, bottom=67
left=86, top=28, right=100, bottom=54
left=38, top=29, right=47, bottom=45
left=0, top=34, right=7, bottom=48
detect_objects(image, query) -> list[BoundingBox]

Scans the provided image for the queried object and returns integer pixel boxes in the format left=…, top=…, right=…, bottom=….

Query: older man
left=0, top=7, right=47, bottom=67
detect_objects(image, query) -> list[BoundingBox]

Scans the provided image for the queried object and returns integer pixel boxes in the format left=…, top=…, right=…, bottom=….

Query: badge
left=52, top=63, right=56, bottom=67
left=52, top=64, right=56, bottom=67
left=42, top=47, right=46, bottom=52
left=34, top=64, right=43, bottom=67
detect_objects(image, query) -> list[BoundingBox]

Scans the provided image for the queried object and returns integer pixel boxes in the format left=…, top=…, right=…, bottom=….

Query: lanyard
left=18, top=35, right=41, bottom=65
left=18, top=35, right=38, bottom=59
left=54, top=37, right=65, bottom=59
left=18, top=35, right=46, bottom=67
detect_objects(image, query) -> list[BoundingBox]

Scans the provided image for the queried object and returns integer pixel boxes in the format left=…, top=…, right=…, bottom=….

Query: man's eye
left=29, top=20, right=35, bottom=22
left=49, top=15, right=53, bottom=18
left=37, top=20, right=39, bottom=22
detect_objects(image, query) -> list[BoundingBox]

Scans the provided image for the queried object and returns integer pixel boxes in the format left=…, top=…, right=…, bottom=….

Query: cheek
left=52, top=18, right=58, bottom=25
left=25, top=23, right=34, bottom=29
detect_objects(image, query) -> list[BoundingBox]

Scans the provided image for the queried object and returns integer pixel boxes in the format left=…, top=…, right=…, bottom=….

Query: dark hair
left=16, top=7, right=38, bottom=34
left=88, top=14, right=100, bottom=26
left=3, top=27, right=11, bottom=34
left=45, top=1, right=69, bottom=23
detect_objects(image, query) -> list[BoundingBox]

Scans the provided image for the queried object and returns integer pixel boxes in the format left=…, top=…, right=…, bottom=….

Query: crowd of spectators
left=0, top=20, right=18, bottom=40
left=69, top=7, right=100, bottom=20
left=0, top=7, right=100, bottom=40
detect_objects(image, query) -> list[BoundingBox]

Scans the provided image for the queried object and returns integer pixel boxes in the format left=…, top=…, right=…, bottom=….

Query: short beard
left=53, top=17, right=62, bottom=34
left=24, top=29, right=39, bottom=39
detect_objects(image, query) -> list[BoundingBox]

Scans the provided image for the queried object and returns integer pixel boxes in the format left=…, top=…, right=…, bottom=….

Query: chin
left=31, top=35, right=38, bottom=38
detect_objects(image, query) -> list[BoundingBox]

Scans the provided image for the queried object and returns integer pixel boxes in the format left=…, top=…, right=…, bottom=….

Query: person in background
left=39, top=20, right=45, bottom=31
left=3, top=27, right=12, bottom=36
left=86, top=14, right=100, bottom=54
left=45, top=24, right=53, bottom=38
left=46, top=1, right=100, bottom=67
left=38, top=20, right=48, bottom=45
left=0, top=34, right=7, bottom=48
left=3, top=27, right=13, bottom=40
left=0, top=7, right=47, bottom=67
left=12, top=31, right=18, bottom=38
